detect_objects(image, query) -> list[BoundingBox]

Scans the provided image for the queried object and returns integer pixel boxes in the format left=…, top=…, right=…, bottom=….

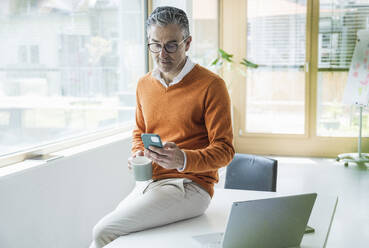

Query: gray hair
left=146, top=6, right=190, bottom=38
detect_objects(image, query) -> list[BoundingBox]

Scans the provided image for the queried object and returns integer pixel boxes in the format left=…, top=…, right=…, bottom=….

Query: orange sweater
left=132, top=64, right=235, bottom=197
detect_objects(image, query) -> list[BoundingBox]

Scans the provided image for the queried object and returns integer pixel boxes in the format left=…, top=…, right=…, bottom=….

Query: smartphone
left=141, top=133, right=163, bottom=151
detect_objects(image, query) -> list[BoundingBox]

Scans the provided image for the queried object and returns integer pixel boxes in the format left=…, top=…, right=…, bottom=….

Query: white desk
left=106, top=189, right=337, bottom=248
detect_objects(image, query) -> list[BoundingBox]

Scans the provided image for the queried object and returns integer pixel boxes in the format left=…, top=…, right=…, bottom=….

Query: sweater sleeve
left=131, top=85, right=145, bottom=155
left=181, top=78, right=235, bottom=173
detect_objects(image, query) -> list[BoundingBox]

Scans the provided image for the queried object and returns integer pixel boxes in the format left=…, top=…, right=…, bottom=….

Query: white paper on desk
left=343, top=30, right=369, bottom=106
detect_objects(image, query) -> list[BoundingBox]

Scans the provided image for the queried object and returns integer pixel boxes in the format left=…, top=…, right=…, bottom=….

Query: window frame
left=222, top=0, right=366, bottom=157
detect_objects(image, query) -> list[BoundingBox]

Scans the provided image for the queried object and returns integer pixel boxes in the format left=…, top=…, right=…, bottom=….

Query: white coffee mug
left=130, top=156, right=152, bottom=181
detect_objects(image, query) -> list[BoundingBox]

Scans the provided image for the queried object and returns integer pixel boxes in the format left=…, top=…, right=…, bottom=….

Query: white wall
left=0, top=135, right=135, bottom=248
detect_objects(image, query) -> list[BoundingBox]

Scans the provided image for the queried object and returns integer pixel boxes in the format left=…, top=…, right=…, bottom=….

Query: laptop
left=193, top=193, right=318, bottom=248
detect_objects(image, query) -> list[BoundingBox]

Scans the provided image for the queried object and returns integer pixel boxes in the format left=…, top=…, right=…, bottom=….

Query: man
left=89, top=6, right=234, bottom=248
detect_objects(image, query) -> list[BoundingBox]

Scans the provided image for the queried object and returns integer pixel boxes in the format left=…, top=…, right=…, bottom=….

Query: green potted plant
left=211, top=48, right=258, bottom=90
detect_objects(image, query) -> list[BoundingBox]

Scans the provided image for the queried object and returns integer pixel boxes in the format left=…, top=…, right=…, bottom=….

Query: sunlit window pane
left=245, top=0, right=307, bottom=134
left=0, top=0, right=145, bottom=156
left=317, top=0, right=369, bottom=137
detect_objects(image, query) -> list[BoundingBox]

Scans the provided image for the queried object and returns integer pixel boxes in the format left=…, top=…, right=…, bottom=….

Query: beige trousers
left=89, top=178, right=211, bottom=248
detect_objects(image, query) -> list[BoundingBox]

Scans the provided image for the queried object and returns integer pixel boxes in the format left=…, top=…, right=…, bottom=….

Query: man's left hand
left=144, top=142, right=184, bottom=170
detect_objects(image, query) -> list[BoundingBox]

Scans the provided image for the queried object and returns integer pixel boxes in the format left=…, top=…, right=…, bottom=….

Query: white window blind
left=319, top=0, right=369, bottom=69
left=247, top=0, right=306, bottom=67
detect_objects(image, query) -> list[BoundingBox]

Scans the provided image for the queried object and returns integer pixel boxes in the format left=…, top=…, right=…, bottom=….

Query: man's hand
left=128, top=150, right=144, bottom=170
left=144, top=142, right=184, bottom=170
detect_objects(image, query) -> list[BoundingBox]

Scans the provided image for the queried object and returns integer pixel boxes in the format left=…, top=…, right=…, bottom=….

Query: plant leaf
left=211, top=57, right=219, bottom=66
left=219, top=49, right=234, bottom=62
left=240, top=58, right=258, bottom=68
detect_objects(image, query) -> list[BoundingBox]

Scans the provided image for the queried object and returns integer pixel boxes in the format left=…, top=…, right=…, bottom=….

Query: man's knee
left=92, top=222, right=112, bottom=246
left=92, top=222, right=107, bottom=241
left=92, top=217, right=135, bottom=245
left=92, top=223, right=120, bottom=246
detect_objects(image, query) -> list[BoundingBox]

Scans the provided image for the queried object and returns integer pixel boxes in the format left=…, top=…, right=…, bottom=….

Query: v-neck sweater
left=132, top=64, right=235, bottom=197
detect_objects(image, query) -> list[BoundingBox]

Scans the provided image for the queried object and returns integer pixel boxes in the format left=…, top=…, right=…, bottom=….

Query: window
left=317, top=0, right=369, bottom=137
left=229, top=0, right=368, bottom=156
left=17, top=45, right=40, bottom=64
left=0, top=0, right=146, bottom=158
left=245, top=0, right=307, bottom=134
left=30, top=45, right=39, bottom=64
left=152, top=0, right=218, bottom=68
left=18, top=45, right=28, bottom=64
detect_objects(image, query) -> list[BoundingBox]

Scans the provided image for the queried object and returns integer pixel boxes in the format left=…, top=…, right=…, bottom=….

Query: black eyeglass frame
left=147, top=36, right=189, bottom=53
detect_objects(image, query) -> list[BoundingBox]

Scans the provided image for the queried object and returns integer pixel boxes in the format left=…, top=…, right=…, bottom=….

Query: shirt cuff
left=177, top=150, right=187, bottom=172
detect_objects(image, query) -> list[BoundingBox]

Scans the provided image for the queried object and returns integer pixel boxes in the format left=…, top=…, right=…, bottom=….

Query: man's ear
left=185, top=36, right=192, bottom=52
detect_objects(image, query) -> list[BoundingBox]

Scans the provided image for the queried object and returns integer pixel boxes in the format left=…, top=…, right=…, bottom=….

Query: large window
left=0, top=0, right=145, bottom=158
left=152, top=0, right=218, bottom=68
left=245, top=0, right=307, bottom=134
left=244, top=0, right=369, bottom=137
left=317, top=0, right=369, bottom=137
left=232, top=0, right=369, bottom=156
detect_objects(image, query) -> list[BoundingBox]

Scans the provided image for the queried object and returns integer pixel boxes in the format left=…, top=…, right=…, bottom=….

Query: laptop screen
left=222, top=193, right=317, bottom=248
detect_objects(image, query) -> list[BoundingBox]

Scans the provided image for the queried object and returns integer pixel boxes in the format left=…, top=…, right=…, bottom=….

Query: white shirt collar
left=152, top=57, right=196, bottom=88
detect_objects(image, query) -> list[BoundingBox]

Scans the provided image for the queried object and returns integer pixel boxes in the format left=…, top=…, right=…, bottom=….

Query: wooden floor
left=216, top=156, right=369, bottom=248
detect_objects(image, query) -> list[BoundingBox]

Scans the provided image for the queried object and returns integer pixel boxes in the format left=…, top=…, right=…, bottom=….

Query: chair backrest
left=225, top=153, right=278, bottom=192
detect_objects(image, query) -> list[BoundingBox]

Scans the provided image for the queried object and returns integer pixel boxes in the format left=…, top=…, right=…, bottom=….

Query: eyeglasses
left=148, top=37, right=189, bottom=53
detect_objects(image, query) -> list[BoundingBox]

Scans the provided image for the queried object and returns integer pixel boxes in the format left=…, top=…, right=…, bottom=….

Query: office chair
left=225, top=153, right=278, bottom=192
